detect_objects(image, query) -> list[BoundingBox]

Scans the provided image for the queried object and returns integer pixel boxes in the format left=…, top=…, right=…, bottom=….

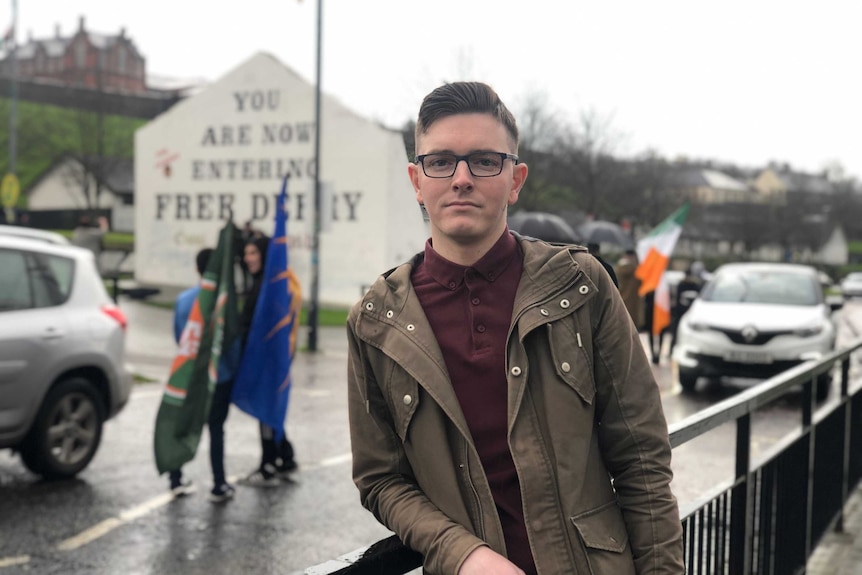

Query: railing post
left=838, top=357, right=851, bottom=533
left=730, top=413, right=752, bottom=575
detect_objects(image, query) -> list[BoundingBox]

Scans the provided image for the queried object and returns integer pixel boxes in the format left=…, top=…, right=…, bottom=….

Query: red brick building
left=1, top=16, right=147, bottom=94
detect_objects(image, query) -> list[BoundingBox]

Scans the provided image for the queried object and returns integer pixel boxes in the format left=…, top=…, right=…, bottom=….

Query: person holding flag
left=233, top=176, right=302, bottom=486
left=154, top=222, right=241, bottom=502
left=635, top=203, right=690, bottom=364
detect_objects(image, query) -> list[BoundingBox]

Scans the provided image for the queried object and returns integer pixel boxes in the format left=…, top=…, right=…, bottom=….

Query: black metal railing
left=298, top=338, right=862, bottom=575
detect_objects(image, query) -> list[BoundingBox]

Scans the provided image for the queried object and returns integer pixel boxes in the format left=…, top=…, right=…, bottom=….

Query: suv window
left=0, top=248, right=74, bottom=311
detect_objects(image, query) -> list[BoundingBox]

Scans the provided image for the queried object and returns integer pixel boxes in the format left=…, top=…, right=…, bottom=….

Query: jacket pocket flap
left=548, top=323, right=595, bottom=405
left=571, top=502, right=629, bottom=553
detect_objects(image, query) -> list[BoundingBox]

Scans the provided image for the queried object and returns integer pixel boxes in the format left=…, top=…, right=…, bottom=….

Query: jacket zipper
left=462, top=440, right=487, bottom=541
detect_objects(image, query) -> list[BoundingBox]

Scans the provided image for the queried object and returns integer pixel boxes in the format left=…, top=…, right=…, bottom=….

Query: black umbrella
left=577, top=220, right=633, bottom=249
left=507, top=211, right=582, bottom=244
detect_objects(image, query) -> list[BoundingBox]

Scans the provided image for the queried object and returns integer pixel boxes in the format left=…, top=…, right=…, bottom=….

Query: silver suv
left=0, top=233, right=132, bottom=478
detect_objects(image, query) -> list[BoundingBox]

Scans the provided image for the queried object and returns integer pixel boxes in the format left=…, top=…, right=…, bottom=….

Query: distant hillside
left=0, top=97, right=146, bottom=207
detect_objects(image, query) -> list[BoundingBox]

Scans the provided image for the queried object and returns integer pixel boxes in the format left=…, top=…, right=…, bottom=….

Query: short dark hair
left=195, top=248, right=213, bottom=276
left=414, top=82, right=519, bottom=155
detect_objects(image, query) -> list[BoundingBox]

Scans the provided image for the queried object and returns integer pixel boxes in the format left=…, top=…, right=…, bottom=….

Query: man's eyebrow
left=421, top=149, right=496, bottom=155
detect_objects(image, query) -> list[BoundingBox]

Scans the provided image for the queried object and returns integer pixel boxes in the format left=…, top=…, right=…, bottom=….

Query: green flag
left=153, top=222, right=239, bottom=474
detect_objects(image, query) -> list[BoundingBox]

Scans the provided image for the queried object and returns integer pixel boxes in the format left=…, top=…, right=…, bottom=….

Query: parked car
left=0, top=235, right=132, bottom=478
left=0, top=224, right=70, bottom=245
left=840, top=272, right=862, bottom=299
left=672, top=262, right=841, bottom=400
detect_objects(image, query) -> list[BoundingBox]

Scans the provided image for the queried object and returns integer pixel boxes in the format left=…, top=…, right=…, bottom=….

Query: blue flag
left=231, top=176, right=302, bottom=440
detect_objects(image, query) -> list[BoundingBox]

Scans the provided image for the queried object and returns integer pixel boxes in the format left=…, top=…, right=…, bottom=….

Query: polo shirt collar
left=423, top=228, right=519, bottom=289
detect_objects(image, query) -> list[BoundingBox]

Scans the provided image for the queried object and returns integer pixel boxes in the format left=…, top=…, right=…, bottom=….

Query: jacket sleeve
left=584, top=256, right=685, bottom=574
left=346, top=308, right=486, bottom=575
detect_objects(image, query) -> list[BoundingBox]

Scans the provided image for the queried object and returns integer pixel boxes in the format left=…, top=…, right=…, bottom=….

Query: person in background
left=237, top=235, right=297, bottom=486
left=669, top=261, right=707, bottom=354
left=71, top=215, right=109, bottom=272
left=616, top=249, right=644, bottom=327
left=347, top=81, right=683, bottom=574
left=587, top=241, right=619, bottom=288
left=168, top=247, right=241, bottom=503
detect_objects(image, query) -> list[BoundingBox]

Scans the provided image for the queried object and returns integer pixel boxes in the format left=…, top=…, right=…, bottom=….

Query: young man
left=168, top=247, right=240, bottom=503
left=346, top=82, right=684, bottom=574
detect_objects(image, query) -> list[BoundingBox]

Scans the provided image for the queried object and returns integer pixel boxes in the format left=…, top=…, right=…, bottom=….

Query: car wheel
left=816, top=373, right=831, bottom=402
left=679, top=368, right=700, bottom=392
left=20, top=377, right=106, bottom=479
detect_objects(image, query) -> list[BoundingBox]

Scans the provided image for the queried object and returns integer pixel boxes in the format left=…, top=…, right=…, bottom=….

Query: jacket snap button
left=386, top=310, right=394, bottom=318
left=403, top=395, right=413, bottom=406
left=560, top=299, right=570, bottom=308
left=578, top=285, right=589, bottom=295
left=406, top=324, right=415, bottom=331
left=561, top=362, right=571, bottom=373
left=511, top=366, right=522, bottom=376
left=540, top=308, right=549, bottom=316
left=365, top=302, right=374, bottom=310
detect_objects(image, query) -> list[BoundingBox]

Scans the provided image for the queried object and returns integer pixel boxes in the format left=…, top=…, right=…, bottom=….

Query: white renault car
left=0, top=234, right=132, bottom=478
left=673, top=262, right=840, bottom=399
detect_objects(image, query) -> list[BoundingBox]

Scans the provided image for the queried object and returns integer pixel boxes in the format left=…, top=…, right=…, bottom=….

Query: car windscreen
left=701, top=269, right=820, bottom=306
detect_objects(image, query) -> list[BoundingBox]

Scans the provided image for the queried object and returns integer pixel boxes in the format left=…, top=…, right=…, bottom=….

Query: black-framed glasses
left=415, top=152, right=520, bottom=178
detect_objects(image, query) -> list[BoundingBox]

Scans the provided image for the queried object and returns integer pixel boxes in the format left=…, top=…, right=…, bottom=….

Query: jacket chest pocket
left=384, top=363, right=419, bottom=441
left=547, top=319, right=595, bottom=406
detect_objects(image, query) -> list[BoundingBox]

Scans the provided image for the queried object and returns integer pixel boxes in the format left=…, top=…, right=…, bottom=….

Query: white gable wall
left=28, top=159, right=119, bottom=210
left=134, top=52, right=426, bottom=307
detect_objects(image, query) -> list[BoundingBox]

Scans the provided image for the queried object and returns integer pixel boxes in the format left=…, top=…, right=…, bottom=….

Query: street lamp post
left=307, top=0, right=323, bottom=352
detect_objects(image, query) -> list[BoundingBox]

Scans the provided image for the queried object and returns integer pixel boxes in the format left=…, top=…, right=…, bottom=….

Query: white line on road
left=0, top=555, right=30, bottom=568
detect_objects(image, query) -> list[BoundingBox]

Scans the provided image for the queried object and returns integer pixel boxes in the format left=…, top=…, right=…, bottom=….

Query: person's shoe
left=238, top=465, right=280, bottom=487
left=275, top=459, right=298, bottom=479
left=208, top=483, right=236, bottom=503
left=170, top=478, right=194, bottom=497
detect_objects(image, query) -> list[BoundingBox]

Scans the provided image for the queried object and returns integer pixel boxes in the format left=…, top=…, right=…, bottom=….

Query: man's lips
left=446, top=201, right=479, bottom=208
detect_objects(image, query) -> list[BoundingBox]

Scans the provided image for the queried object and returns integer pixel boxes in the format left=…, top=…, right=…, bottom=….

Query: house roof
left=25, top=155, right=133, bottom=196
left=675, top=168, right=750, bottom=192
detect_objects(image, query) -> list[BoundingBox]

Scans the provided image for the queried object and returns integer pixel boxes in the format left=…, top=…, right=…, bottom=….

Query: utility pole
left=307, top=0, right=323, bottom=352
left=7, top=0, right=17, bottom=175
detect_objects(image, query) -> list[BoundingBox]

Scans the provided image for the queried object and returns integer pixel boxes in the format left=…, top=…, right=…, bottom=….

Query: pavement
left=118, top=293, right=862, bottom=574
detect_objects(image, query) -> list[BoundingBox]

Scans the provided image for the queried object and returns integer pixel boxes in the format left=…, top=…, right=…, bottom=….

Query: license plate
left=724, top=351, right=773, bottom=364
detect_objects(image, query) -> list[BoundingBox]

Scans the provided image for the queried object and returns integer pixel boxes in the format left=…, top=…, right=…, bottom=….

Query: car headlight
left=686, top=319, right=709, bottom=332
left=794, top=324, right=824, bottom=337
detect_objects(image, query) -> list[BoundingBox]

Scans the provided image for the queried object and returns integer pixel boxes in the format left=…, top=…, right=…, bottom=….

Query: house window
left=117, top=47, right=126, bottom=73
left=75, top=41, right=86, bottom=67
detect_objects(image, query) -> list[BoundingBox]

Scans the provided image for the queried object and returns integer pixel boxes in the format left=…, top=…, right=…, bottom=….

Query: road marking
left=0, top=555, right=30, bottom=568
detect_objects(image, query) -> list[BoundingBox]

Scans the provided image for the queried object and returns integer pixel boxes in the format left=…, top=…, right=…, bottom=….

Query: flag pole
left=307, top=0, right=323, bottom=352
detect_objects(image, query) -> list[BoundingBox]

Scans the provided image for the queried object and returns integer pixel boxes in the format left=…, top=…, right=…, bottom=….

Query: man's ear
left=508, top=162, right=529, bottom=206
left=408, top=162, right=423, bottom=204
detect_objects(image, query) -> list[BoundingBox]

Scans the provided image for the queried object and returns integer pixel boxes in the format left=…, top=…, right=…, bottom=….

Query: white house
left=134, top=52, right=427, bottom=307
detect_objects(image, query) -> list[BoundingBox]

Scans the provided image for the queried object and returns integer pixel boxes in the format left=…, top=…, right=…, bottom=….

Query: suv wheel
left=679, top=368, right=700, bottom=392
left=21, top=377, right=106, bottom=479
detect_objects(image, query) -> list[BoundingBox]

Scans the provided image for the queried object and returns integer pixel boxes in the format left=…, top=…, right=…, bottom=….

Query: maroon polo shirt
left=412, top=229, right=537, bottom=574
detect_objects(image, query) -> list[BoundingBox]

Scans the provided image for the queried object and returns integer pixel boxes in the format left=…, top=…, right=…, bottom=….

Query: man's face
left=244, top=243, right=262, bottom=275
left=408, top=113, right=527, bottom=253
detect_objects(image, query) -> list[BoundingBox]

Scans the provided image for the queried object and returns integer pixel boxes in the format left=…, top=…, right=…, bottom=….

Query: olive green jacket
left=347, top=235, right=684, bottom=574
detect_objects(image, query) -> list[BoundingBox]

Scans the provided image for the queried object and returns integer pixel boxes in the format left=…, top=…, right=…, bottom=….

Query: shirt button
left=511, top=366, right=522, bottom=376
left=561, top=362, right=571, bottom=373
left=448, top=281, right=457, bottom=289
left=476, top=325, right=486, bottom=333
left=579, top=285, right=589, bottom=295
left=487, top=272, right=495, bottom=280
left=472, top=298, right=480, bottom=305
left=403, top=394, right=413, bottom=406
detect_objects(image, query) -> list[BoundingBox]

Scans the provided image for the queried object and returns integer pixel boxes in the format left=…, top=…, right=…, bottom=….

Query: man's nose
left=452, top=158, right=474, bottom=186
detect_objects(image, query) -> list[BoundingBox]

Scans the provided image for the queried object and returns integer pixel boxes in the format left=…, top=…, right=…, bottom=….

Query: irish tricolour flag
left=635, top=202, right=690, bottom=335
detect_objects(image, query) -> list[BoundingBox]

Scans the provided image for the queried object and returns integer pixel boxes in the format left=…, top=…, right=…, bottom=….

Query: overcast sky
left=4, top=0, right=861, bottom=179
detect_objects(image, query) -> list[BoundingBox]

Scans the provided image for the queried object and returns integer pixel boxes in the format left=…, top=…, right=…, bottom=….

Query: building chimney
left=78, top=15, right=85, bottom=32
left=55, top=23, right=61, bottom=38
left=119, top=27, right=126, bottom=38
